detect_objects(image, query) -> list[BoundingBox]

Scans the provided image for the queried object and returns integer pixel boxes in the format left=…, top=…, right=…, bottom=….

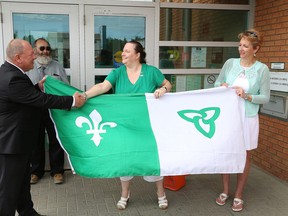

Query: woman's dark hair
left=128, top=40, right=146, bottom=64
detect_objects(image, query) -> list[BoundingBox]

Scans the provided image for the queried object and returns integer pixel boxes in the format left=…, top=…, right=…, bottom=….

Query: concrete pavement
left=26, top=165, right=288, bottom=216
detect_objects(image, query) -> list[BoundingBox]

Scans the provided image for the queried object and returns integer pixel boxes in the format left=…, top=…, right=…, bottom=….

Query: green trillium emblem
left=178, top=107, right=220, bottom=139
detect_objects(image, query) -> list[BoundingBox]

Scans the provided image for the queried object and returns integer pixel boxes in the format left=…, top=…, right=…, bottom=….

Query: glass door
left=1, top=2, right=80, bottom=170
left=84, top=5, right=155, bottom=89
left=1, top=2, right=80, bottom=88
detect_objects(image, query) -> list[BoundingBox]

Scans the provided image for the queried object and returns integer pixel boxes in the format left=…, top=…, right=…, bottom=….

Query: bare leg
left=222, top=174, right=230, bottom=195
left=230, top=151, right=251, bottom=212
left=117, top=179, right=131, bottom=210
left=215, top=173, right=230, bottom=205
left=120, top=180, right=130, bottom=198
left=155, top=179, right=168, bottom=209
left=155, top=179, right=165, bottom=197
left=234, top=151, right=251, bottom=199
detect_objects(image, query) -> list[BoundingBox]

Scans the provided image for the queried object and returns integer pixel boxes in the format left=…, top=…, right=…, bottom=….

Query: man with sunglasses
left=27, top=38, right=69, bottom=185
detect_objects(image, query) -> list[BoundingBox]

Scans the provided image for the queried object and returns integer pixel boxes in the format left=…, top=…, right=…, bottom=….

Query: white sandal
left=158, top=194, right=168, bottom=209
left=116, top=195, right=129, bottom=210
left=216, top=193, right=229, bottom=206
left=232, top=198, right=244, bottom=212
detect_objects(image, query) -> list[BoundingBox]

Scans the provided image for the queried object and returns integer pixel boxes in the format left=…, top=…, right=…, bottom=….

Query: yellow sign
left=114, top=51, right=122, bottom=63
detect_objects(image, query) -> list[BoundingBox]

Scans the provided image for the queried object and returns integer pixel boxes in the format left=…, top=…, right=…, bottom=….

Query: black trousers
left=0, top=154, right=37, bottom=216
left=30, top=110, right=64, bottom=177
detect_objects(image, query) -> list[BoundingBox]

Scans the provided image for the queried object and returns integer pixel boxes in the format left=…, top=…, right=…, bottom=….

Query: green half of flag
left=44, top=76, right=160, bottom=178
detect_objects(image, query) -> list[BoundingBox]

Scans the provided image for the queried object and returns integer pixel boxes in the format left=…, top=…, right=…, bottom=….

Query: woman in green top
left=84, top=41, right=172, bottom=210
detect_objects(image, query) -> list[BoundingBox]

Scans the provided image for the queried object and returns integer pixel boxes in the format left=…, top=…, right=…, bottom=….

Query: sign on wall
left=270, top=72, right=288, bottom=92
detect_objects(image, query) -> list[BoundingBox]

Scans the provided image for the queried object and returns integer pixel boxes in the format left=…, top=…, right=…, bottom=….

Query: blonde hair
left=238, top=28, right=263, bottom=49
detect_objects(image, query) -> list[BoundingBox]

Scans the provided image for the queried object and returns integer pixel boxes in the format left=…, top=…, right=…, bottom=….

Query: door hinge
left=83, top=15, right=86, bottom=26
left=0, top=12, right=3, bottom=24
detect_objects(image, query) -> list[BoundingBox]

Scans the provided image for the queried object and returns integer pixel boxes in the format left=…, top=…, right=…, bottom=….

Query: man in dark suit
left=0, top=39, right=85, bottom=216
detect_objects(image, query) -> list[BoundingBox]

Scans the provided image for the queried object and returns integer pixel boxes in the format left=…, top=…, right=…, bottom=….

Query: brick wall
left=253, top=115, right=288, bottom=180
left=254, top=0, right=288, bottom=66
left=252, top=0, right=288, bottom=181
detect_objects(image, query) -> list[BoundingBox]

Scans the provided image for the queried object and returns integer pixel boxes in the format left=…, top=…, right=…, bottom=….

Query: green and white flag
left=44, top=76, right=246, bottom=178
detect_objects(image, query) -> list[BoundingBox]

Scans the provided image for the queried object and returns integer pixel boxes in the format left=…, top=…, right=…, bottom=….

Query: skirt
left=243, top=114, right=259, bottom=150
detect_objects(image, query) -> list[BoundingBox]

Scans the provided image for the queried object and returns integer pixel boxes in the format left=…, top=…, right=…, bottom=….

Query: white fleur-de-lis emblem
left=75, top=109, right=117, bottom=147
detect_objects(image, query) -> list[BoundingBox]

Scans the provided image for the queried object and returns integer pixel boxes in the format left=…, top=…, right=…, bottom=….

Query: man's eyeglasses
left=245, top=31, right=258, bottom=38
left=39, top=46, right=51, bottom=51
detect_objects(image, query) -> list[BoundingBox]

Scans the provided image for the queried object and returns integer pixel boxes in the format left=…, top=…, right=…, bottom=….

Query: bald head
left=6, top=39, right=36, bottom=72
left=6, top=39, right=25, bottom=61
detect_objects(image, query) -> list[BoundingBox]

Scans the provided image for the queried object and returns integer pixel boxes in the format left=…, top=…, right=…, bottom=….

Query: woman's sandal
left=232, top=198, right=244, bottom=212
left=116, top=195, right=130, bottom=210
left=158, top=194, right=168, bottom=209
left=215, top=193, right=229, bottom=206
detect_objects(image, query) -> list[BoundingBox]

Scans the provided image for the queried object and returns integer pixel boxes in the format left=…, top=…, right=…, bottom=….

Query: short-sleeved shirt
left=27, top=60, right=69, bottom=85
left=105, top=64, right=165, bottom=94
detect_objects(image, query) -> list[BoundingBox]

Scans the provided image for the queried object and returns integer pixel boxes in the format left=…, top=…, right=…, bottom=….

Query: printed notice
left=191, top=48, right=206, bottom=68
left=270, top=72, right=288, bottom=92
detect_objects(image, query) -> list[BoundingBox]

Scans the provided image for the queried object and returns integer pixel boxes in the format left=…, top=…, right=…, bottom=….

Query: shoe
left=158, top=193, right=168, bottom=209
left=30, top=174, right=39, bottom=184
left=116, top=195, right=129, bottom=210
left=216, top=193, right=229, bottom=206
left=232, top=198, right=244, bottom=212
left=53, top=173, right=64, bottom=184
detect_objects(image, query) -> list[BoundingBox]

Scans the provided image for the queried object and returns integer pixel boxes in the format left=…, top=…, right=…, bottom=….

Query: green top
left=215, top=58, right=270, bottom=117
left=106, top=64, right=165, bottom=94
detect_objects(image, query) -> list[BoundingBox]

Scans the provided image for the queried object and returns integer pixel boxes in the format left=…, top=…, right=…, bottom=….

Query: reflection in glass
left=159, top=46, right=239, bottom=69
left=165, top=74, right=220, bottom=92
left=160, top=9, right=247, bottom=42
left=13, top=13, right=70, bottom=68
left=94, top=16, right=145, bottom=68
left=160, top=48, right=176, bottom=69
left=160, top=0, right=249, bottom=4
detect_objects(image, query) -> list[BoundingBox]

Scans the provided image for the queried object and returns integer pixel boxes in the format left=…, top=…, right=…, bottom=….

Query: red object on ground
left=164, top=175, right=186, bottom=191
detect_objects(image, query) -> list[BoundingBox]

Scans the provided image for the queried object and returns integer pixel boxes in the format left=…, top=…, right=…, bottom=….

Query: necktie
left=40, top=66, right=45, bottom=79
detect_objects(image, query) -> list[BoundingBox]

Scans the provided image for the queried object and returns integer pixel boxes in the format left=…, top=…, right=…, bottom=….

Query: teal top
left=106, top=64, right=165, bottom=94
left=215, top=58, right=270, bottom=117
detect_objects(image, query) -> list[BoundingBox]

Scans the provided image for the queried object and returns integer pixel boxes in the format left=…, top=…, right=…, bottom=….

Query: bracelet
left=244, top=93, right=249, bottom=100
left=83, top=92, right=87, bottom=101
left=161, top=86, right=168, bottom=91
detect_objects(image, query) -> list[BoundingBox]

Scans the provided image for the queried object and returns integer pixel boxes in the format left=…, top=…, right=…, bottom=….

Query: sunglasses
left=245, top=31, right=258, bottom=38
left=39, top=46, right=51, bottom=51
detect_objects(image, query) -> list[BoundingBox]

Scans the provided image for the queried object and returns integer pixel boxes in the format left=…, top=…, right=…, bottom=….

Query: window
left=158, top=1, right=252, bottom=91
left=159, top=46, right=238, bottom=69
left=159, top=9, right=247, bottom=42
left=160, top=0, right=249, bottom=4
left=13, top=13, right=70, bottom=68
left=159, top=8, right=248, bottom=67
left=94, top=16, right=145, bottom=69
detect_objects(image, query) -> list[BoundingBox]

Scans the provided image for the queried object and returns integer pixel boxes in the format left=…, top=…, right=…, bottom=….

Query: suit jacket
left=0, top=61, right=73, bottom=154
